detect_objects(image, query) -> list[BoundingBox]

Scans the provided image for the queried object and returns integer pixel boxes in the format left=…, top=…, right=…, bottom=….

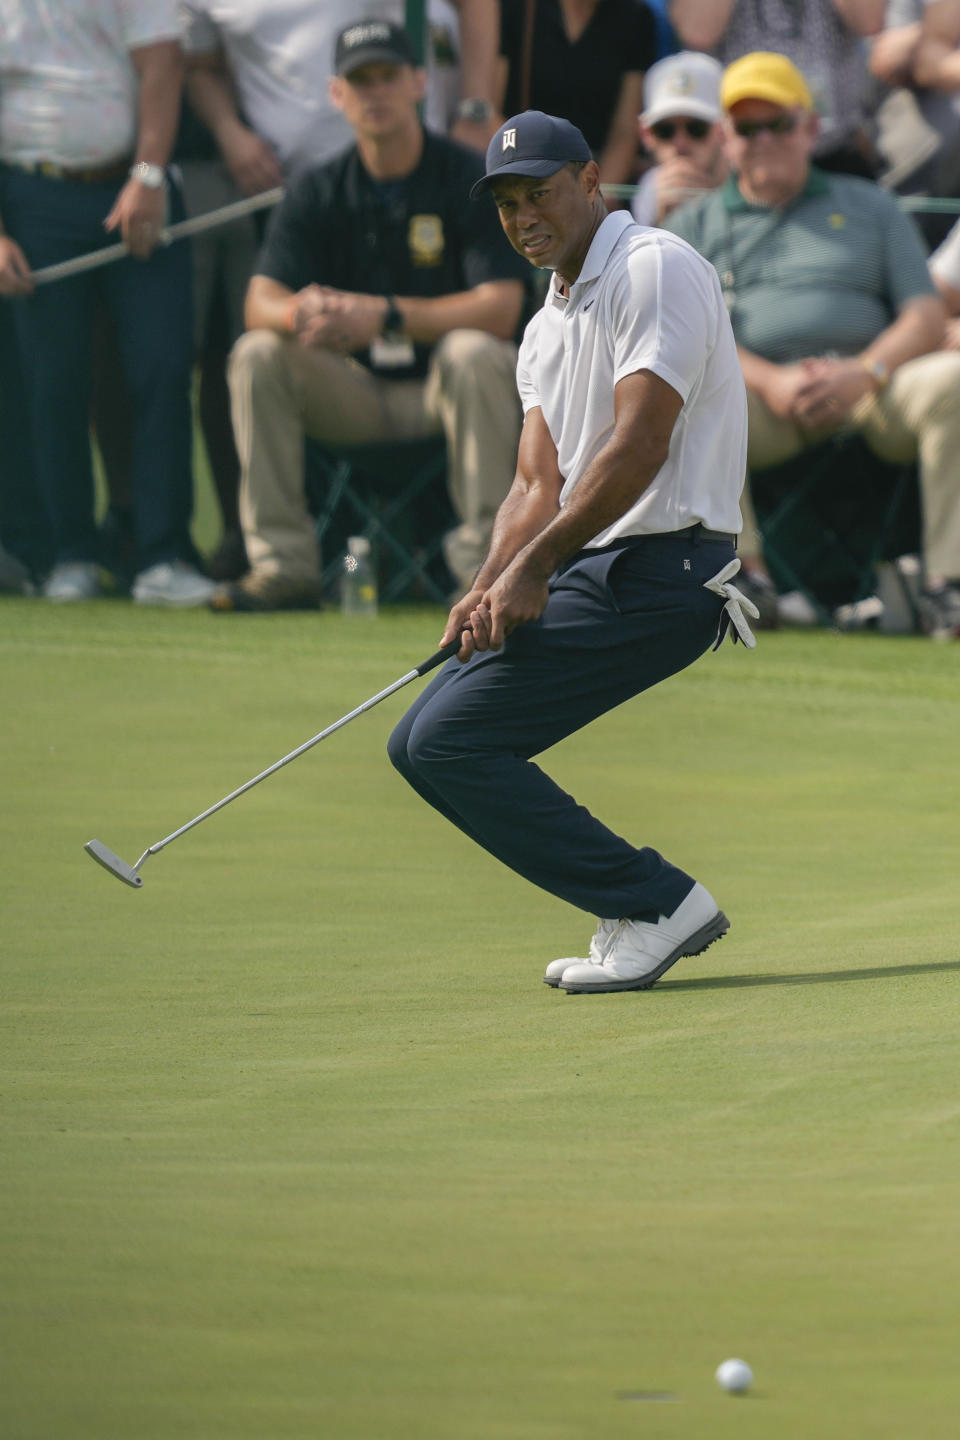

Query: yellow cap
left=720, top=51, right=814, bottom=113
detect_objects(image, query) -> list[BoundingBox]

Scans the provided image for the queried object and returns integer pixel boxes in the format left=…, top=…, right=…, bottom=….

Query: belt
left=607, top=524, right=736, bottom=546
left=11, top=157, right=131, bottom=185
left=670, top=523, right=737, bottom=545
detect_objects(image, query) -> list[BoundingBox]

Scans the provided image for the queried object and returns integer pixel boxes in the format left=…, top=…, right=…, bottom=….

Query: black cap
left=470, top=111, right=592, bottom=198
left=334, top=19, right=415, bottom=77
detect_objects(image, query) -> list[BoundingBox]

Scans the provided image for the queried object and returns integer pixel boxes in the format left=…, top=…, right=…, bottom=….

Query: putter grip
left=415, top=632, right=469, bottom=676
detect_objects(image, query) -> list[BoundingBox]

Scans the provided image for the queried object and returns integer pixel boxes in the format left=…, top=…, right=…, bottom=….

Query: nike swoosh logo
left=583, top=299, right=595, bottom=311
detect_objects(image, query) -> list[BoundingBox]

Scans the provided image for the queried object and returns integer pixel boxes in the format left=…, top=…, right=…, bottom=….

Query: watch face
left=132, top=162, right=165, bottom=189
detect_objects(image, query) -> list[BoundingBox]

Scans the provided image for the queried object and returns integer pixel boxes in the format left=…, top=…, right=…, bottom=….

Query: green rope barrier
left=600, top=183, right=960, bottom=215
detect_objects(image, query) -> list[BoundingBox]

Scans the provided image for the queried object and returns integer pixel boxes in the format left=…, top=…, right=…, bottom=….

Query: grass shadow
left=660, top=959, right=960, bottom=991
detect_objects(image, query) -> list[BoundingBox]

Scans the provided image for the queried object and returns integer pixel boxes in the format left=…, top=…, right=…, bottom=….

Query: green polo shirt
left=664, top=168, right=935, bottom=364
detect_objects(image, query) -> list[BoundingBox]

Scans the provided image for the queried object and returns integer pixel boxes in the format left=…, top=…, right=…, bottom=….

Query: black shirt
left=255, top=129, right=530, bottom=381
left=499, top=0, right=656, bottom=155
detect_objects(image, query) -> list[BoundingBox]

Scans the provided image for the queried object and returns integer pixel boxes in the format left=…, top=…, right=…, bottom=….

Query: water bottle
left=341, top=535, right=378, bottom=616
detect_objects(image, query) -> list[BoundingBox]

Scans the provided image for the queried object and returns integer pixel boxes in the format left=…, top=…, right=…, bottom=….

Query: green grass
left=2, top=603, right=960, bottom=1439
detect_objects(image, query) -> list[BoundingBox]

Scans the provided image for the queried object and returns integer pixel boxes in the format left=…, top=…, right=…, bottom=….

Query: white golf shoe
left=544, top=917, right=618, bottom=987
left=132, top=561, right=216, bottom=608
left=558, top=883, right=729, bottom=994
left=42, top=561, right=100, bottom=601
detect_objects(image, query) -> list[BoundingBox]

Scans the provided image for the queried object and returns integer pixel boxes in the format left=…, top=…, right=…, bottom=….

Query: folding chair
left=306, top=436, right=454, bottom=604
left=751, top=432, right=920, bottom=624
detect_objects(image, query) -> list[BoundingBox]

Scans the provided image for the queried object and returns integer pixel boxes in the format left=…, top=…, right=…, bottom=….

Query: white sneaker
left=42, top=562, right=100, bottom=602
left=132, top=561, right=216, bottom=608
left=559, top=883, right=729, bottom=994
left=777, top=589, right=819, bottom=627
left=544, top=918, right=618, bottom=986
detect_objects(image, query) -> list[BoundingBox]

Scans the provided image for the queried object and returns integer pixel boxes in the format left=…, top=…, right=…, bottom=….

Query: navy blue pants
left=388, top=532, right=734, bottom=919
left=1, top=166, right=194, bottom=569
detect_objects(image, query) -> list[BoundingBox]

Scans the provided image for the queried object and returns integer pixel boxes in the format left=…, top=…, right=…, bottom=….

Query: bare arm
left=245, top=275, right=298, bottom=333
left=450, top=0, right=503, bottom=147
left=0, top=225, right=33, bottom=296
left=597, top=72, right=646, bottom=187
left=104, top=39, right=183, bottom=257
left=858, top=293, right=946, bottom=372
left=830, top=0, right=886, bottom=35
left=868, top=22, right=922, bottom=85
left=443, top=404, right=566, bottom=655
left=461, top=369, right=684, bottom=654
left=668, top=0, right=736, bottom=51
left=933, top=270, right=960, bottom=315
left=245, top=273, right=523, bottom=358
left=913, top=0, right=960, bottom=88
left=392, top=279, right=524, bottom=343
left=186, top=50, right=284, bottom=193
left=738, top=294, right=946, bottom=424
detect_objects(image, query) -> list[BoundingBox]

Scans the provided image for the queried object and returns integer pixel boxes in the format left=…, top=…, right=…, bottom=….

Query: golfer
left=388, top=111, right=755, bottom=994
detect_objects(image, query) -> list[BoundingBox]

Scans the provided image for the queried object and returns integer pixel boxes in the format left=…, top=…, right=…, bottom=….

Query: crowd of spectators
left=3, top=0, right=960, bottom=635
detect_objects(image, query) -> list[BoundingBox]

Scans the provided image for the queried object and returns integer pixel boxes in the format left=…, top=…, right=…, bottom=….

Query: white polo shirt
left=0, top=0, right=181, bottom=168
left=516, top=210, right=747, bottom=546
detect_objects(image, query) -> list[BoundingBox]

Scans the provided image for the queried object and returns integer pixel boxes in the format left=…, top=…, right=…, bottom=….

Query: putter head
left=84, top=839, right=144, bottom=888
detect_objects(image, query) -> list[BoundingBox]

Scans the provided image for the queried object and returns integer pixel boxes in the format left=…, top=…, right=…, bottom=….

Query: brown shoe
left=209, top=571, right=322, bottom=613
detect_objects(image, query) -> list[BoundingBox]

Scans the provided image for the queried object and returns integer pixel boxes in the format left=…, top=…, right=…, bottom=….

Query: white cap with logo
left=641, top=51, right=723, bottom=128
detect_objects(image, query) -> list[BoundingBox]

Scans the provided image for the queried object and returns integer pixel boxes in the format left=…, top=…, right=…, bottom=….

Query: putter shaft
left=84, top=635, right=463, bottom=885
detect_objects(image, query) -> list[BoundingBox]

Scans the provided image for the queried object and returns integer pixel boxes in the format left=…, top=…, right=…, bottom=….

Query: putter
left=84, top=634, right=465, bottom=888
left=33, top=188, right=284, bottom=287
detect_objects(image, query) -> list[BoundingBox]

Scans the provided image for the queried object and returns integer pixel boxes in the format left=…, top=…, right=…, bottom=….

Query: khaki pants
left=228, top=328, right=521, bottom=591
left=742, top=350, right=960, bottom=580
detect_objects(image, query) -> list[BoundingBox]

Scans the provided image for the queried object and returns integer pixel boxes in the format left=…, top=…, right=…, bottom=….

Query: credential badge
left=409, top=214, right=444, bottom=267
left=502, top=128, right=517, bottom=151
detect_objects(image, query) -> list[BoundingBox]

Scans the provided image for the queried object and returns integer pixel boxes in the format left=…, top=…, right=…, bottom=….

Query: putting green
left=2, top=600, right=959, bottom=1439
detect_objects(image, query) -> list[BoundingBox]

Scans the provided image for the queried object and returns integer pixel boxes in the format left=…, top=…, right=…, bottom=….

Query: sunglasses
left=731, top=114, right=799, bottom=139
left=650, top=117, right=712, bottom=142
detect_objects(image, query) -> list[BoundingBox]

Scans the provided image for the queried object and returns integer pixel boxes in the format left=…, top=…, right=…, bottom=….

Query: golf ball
left=716, top=1358, right=753, bottom=1394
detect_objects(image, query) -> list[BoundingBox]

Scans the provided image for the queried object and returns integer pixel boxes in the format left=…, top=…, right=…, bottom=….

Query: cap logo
left=669, top=71, right=694, bottom=96
left=342, top=22, right=391, bottom=48
left=502, top=128, right=517, bottom=151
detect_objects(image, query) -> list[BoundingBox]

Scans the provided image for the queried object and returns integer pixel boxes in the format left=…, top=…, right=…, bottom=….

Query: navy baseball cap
left=334, top=19, right=415, bottom=76
left=470, top=111, right=592, bottom=198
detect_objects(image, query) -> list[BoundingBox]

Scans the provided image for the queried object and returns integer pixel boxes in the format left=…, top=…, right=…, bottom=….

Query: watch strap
left=382, top=296, right=404, bottom=335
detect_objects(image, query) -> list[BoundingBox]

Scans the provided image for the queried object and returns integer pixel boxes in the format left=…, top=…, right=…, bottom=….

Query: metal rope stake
left=31, top=187, right=285, bottom=287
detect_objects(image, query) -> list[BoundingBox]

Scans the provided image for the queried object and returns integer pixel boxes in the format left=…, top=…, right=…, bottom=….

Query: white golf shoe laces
left=556, top=883, right=729, bottom=994
left=543, top=917, right=619, bottom=987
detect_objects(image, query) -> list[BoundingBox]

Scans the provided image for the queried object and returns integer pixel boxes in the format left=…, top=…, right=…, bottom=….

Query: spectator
left=210, top=20, right=527, bottom=612
left=0, top=296, right=46, bottom=585
left=496, top=0, right=657, bottom=185
left=669, top=0, right=886, bottom=175
left=175, top=100, right=262, bottom=581
left=869, top=2, right=960, bottom=247
left=180, top=0, right=502, bottom=180
left=0, top=2, right=214, bottom=606
left=665, top=51, right=960, bottom=638
left=644, top=0, right=681, bottom=58
left=632, top=50, right=727, bottom=226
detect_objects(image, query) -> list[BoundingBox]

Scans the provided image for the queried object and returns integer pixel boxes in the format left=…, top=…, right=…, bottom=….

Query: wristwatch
left=456, top=98, right=494, bottom=124
left=382, top=296, right=405, bottom=336
left=129, top=161, right=167, bottom=190
left=860, top=355, right=890, bottom=391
